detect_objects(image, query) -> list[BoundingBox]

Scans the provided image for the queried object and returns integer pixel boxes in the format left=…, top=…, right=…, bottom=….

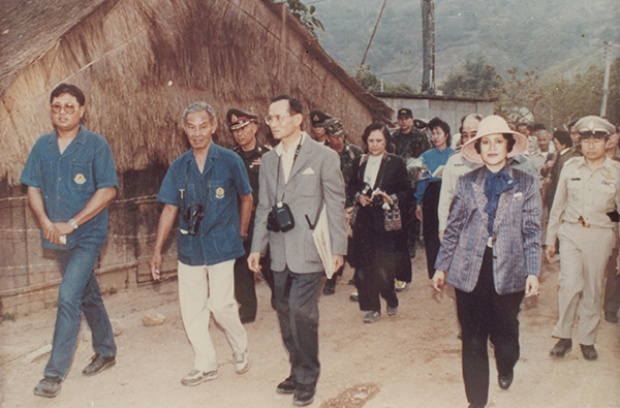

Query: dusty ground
left=1, top=251, right=619, bottom=408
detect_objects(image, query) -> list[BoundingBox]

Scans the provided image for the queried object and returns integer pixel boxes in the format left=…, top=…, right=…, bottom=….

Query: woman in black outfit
left=348, top=122, right=412, bottom=323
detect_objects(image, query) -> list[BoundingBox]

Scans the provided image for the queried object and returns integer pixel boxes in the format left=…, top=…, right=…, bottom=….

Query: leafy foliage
left=284, top=0, right=324, bottom=38
left=356, top=65, right=416, bottom=94
left=439, top=57, right=501, bottom=99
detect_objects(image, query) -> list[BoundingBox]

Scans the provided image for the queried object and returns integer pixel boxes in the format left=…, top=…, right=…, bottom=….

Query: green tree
left=355, top=65, right=416, bottom=94
left=495, top=68, right=545, bottom=123
left=439, top=57, right=502, bottom=98
left=284, top=0, right=324, bottom=38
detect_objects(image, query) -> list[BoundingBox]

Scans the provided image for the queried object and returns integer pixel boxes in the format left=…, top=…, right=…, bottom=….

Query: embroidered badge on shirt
left=215, top=187, right=225, bottom=199
left=74, top=173, right=86, bottom=184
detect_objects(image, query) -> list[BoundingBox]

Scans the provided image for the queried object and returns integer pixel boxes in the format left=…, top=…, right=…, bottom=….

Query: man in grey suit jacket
left=249, top=95, right=347, bottom=407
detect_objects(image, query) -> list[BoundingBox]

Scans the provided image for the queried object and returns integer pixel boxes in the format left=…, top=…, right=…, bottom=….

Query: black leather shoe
left=293, top=385, right=315, bottom=407
left=33, top=376, right=62, bottom=398
left=276, top=376, right=297, bottom=395
left=498, top=373, right=513, bottom=390
left=604, top=311, right=618, bottom=323
left=580, top=344, right=598, bottom=361
left=550, top=338, right=572, bottom=358
left=82, top=354, right=116, bottom=376
left=322, top=280, right=336, bottom=295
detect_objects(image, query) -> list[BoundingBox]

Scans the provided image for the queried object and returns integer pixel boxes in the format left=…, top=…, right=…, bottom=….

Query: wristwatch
left=68, top=218, right=78, bottom=230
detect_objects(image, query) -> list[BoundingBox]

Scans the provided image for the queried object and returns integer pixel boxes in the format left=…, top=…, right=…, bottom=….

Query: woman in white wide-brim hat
left=432, top=115, right=542, bottom=408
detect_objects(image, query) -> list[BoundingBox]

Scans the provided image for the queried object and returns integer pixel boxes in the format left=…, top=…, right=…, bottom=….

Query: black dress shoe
left=550, top=338, right=572, bottom=358
left=498, top=373, right=513, bottom=390
left=293, top=385, right=315, bottom=407
left=604, top=311, right=618, bottom=323
left=276, top=376, right=297, bottom=394
left=82, top=354, right=116, bottom=376
left=580, top=344, right=598, bottom=361
left=322, top=280, right=336, bottom=295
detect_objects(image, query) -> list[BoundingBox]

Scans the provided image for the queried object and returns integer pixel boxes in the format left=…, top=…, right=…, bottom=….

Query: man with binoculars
left=150, top=101, right=253, bottom=386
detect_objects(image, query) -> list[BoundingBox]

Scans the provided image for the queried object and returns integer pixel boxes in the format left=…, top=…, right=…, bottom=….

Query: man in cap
left=309, top=110, right=332, bottom=145
left=602, top=125, right=620, bottom=323
left=227, top=108, right=276, bottom=321
left=321, top=117, right=363, bottom=295
left=546, top=115, right=620, bottom=361
left=392, top=108, right=432, bottom=286
left=150, top=101, right=253, bottom=385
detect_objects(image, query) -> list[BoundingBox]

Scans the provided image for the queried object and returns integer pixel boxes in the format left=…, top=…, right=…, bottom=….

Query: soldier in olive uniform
left=546, top=116, right=620, bottom=361
left=228, top=108, right=275, bottom=322
left=391, top=108, right=432, bottom=288
left=321, top=117, right=363, bottom=295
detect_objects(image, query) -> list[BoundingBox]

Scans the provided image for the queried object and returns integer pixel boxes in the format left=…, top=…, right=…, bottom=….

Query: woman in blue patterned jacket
left=432, top=115, right=542, bottom=408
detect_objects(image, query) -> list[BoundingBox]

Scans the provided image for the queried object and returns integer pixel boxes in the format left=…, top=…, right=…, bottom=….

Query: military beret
left=323, top=117, right=345, bottom=137
left=309, top=110, right=332, bottom=127
left=397, top=108, right=413, bottom=118
left=575, top=115, right=615, bottom=137
left=226, top=108, right=257, bottom=130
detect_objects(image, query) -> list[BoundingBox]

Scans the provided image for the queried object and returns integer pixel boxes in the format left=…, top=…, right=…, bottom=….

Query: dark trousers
left=405, top=196, right=419, bottom=260
left=604, top=248, right=620, bottom=315
left=274, top=267, right=323, bottom=387
left=357, top=250, right=400, bottom=313
left=455, top=247, right=524, bottom=406
left=234, top=244, right=274, bottom=322
left=422, top=182, right=441, bottom=279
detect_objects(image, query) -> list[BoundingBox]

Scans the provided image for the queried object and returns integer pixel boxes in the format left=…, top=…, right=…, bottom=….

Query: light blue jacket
left=435, top=166, right=542, bottom=294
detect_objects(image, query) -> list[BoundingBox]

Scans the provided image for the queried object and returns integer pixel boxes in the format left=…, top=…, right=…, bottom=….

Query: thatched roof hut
left=0, top=0, right=393, bottom=188
left=0, top=0, right=395, bottom=314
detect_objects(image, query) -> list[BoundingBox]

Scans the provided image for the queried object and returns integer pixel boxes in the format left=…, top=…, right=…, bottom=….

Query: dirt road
left=1, top=254, right=619, bottom=408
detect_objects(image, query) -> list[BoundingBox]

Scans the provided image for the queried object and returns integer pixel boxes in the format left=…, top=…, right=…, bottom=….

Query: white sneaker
left=181, top=369, right=218, bottom=386
left=394, top=280, right=407, bottom=292
left=234, top=351, right=251, bottom=374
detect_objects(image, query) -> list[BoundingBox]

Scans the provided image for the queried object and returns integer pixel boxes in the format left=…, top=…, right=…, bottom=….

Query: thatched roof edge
left=260, top=0, right=393, bottom=123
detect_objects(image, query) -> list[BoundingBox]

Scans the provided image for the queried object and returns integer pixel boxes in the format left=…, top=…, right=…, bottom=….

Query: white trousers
left=178, top=260, right=248, bottom=372
left=553, top=223, right=615, bottom=345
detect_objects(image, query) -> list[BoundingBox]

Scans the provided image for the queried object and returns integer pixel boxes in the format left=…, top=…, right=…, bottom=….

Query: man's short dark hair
left=428, top=117, right=452, bottom=147
left=50, top=83, right=85, bottom=106
left=553, top=130, right=573, bottom=148
left=362, top=122, right=391, bottom=146
left=474, top=134, right=516, bottom=154
left=271, top=95, right=303, bottom=116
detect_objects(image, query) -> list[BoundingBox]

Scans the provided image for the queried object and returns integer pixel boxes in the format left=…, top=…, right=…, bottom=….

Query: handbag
left=384, top=203, right=402, bottom=232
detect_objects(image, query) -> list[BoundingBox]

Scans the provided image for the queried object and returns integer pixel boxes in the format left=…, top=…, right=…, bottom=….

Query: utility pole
left=600, top=41, right=611, bottom=117
left=421, top=0, right=435, bottom=94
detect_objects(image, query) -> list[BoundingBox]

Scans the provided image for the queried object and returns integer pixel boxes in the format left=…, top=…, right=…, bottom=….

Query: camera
left=361, top=184, right=388, bottom=208
left=184, top=202, right=205, bottom=236
left=266, top=202, right=295, bottom=232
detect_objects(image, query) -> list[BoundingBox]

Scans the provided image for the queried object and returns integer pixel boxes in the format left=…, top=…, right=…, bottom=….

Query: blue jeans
left=44, top=243, right=116, bottom=379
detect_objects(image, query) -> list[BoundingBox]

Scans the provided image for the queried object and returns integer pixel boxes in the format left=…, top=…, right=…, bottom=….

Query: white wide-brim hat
left=461, top=115, right=529, bottom=164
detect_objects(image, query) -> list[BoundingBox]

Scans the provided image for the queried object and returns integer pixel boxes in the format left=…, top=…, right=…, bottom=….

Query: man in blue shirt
left=21, top=84, right=118, bottom=398
left=150, top=101, right=253, bottom=386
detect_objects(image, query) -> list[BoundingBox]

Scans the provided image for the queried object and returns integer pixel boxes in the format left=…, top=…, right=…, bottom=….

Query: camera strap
left=275, top=141, right=302, bottom=204
left=305, top=200, right=324, bottom=230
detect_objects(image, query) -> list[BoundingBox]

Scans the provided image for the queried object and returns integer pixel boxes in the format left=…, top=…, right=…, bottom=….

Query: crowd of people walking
left=21, top=83, right=619, bottom=407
